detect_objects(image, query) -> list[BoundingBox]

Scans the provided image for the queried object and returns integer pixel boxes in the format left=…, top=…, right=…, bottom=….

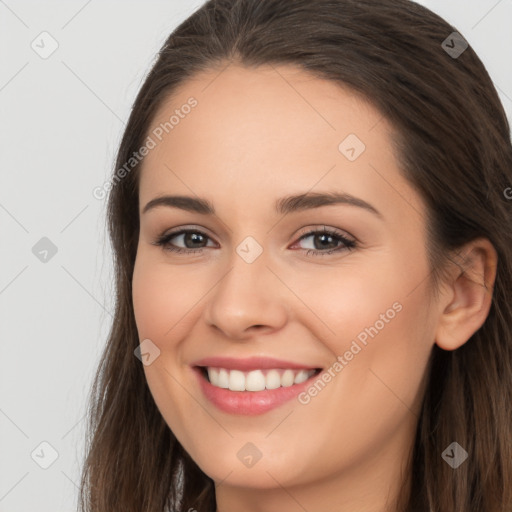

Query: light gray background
left=1, top=1, right=511, bottom=510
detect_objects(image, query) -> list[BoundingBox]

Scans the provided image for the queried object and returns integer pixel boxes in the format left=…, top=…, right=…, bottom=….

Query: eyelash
left=152, top=226, right=357, bottom=257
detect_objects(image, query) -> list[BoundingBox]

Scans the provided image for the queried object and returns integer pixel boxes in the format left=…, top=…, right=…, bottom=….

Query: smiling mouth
left=197, top=366, right=322, bottom=392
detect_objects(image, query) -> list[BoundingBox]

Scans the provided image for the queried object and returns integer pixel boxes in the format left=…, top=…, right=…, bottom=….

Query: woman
left=78, top=0, right=512, bottom=511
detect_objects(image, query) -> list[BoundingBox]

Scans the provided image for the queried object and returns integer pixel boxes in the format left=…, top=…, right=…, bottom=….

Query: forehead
left=148, top=63, right=384, bottom=154
left=138, top=63, right=424, bottom=225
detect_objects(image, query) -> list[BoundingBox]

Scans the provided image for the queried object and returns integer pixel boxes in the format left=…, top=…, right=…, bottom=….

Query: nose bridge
left=203, top=235, right=288, bottom=337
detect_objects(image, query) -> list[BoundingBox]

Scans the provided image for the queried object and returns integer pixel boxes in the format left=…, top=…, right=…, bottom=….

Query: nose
left=202, top=246, right=289, bottom=340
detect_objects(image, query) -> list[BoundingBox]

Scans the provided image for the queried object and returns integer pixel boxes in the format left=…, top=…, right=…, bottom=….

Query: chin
left=189, top=443, right=313, bottom=490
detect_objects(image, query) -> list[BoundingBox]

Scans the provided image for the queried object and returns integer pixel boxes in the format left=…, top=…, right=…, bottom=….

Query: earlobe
left=434, top=238, right=498, bottom=351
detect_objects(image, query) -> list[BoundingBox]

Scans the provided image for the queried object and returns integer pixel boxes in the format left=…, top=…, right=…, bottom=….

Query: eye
left=152, top=228, right=216, bottom=254
left=291, top=226, right=357, bottom=257
left=152, top=225, right=357, bottom=257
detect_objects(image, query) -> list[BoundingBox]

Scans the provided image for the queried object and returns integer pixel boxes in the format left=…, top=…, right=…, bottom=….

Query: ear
left=435, top=238, right=498, bottom=351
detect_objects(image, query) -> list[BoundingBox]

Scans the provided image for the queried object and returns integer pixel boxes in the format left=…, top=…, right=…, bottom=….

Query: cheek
left=298, top=257, right=434, bottom=413
left=287, top=263, right=403, bottom=344
left=291, top=286, right=433, bottom=480
left=132, top=254, right=195, bottom=340
left=327, top=274, right=434, bottom=422
left=132, top=254, right=207, bottom=445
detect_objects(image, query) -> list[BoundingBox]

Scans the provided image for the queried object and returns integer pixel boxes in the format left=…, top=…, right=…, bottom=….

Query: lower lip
left=193, top=367, right=319, bottom=415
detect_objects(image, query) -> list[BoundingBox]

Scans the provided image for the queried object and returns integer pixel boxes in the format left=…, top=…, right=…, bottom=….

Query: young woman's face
left=132, top=64, right=440, bottom=505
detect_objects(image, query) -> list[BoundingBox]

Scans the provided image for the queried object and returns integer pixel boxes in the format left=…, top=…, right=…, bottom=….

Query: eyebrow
left=142, top=191, right=383, bottom=218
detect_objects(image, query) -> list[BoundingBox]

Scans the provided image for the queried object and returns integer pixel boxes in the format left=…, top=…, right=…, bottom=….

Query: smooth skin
left=132, top=63, right=497, bottom=512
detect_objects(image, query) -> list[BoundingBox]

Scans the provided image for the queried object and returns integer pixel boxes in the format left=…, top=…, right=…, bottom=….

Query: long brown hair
left=78, top=1, right=512, bottom=510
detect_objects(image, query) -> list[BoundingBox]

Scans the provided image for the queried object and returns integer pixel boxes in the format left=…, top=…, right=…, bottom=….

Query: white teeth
left=265, top=369, right=281, bottom=390
left=245, top=370, right=266, bottom=391
left=207, top=367, right=219, bottom=387
left=228, top=370, right=246, bottom=391
left=294, top=370, right=309, bottom=384
left=217, top=368, right=229, bottom=388
left=281, top=369, right=295, bottom=387
left=205, top=367, right=317, bottom=391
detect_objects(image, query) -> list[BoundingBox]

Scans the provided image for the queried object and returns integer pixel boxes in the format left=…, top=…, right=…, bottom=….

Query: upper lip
left=192, top=356, right=321, bottom=372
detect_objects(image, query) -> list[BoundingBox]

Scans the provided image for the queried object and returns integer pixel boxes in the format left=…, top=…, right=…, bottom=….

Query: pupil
left=316, top=233, right=336, bottom=250
left=186, top=233, right=205, bottom=248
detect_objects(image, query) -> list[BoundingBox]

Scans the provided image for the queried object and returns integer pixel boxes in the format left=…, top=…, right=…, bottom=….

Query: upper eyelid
left=162, top=225, right=218, bottom=243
